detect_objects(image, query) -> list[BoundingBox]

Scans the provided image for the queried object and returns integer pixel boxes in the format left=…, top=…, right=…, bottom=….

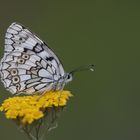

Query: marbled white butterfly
left=0, top=23, right=94, bottom=95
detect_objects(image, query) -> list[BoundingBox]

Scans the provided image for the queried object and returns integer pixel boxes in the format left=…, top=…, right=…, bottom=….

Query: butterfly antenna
left=70, top=64, right=94, bottom=75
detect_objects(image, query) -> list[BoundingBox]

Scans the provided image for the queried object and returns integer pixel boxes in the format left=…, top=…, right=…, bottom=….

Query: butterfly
left=0, top=22, right=94, bottom=95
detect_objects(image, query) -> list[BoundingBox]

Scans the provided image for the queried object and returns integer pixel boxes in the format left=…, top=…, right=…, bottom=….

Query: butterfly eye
left=17, top=58, right=25, bottom=64
left=67, top=74, right=70, bottom=79
left=66, top=74, right=72, bottom=82
left=12, top=76, right=20, bottom=84
left=11, top=69, right=18, bottom=76
left=22, top=54, right=29, bottom=60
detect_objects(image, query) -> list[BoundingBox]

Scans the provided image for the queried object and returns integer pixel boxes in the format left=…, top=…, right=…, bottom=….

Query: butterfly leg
left=57, top=81, right=66, bottom=105
left=36, top=90, right=48, bottom=101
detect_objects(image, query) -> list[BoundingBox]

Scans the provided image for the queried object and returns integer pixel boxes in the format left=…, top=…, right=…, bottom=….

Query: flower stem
left=22, top=127, right=37, bottom=140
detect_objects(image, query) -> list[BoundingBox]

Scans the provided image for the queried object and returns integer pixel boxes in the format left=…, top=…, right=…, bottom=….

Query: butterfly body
left=0, top=22, right=72, bottom=95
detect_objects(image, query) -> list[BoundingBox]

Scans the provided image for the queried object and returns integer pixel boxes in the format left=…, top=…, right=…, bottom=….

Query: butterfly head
left=63, top=73, right=73, bottom=83
left=63, top=64, right=94, bottom=83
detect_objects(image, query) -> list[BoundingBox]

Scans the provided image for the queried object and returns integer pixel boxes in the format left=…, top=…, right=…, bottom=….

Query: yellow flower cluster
left=0, top=90, right=72, bottom=124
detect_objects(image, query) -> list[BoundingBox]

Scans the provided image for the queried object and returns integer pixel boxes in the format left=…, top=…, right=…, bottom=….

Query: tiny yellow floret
left=0, top=90, right=72, bottom=124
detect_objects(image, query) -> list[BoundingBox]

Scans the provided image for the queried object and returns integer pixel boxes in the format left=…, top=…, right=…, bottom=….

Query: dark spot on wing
left=46, top=57, right=54, bottom=61
left=24, top=48, right=28, bottom=52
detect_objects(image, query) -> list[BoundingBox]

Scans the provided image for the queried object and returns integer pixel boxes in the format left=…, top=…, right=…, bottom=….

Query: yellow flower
left=0, top=90, right=72, bottom=124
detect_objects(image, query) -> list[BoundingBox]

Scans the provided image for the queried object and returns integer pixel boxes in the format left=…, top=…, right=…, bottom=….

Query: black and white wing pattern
left=0, top=22, right=65, bottom=95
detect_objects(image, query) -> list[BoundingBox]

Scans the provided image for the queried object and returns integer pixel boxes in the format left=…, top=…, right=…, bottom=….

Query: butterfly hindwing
left=0, top=22, right=65, bottom=94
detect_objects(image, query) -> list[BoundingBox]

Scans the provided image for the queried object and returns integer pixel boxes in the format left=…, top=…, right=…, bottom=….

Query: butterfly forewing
left=0, top=22, right=65, bottom=95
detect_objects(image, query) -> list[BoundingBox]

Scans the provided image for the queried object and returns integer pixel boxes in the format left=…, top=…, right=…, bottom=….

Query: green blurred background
left=0, top=0, right=140, bottom=140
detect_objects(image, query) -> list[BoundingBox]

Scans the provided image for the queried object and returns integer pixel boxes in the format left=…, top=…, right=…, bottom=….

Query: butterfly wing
left=0, top=22, right=65, bottom=95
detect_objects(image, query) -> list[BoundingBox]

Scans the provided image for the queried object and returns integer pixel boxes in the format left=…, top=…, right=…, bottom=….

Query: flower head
left=0, top=90, right=72, bottom=124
